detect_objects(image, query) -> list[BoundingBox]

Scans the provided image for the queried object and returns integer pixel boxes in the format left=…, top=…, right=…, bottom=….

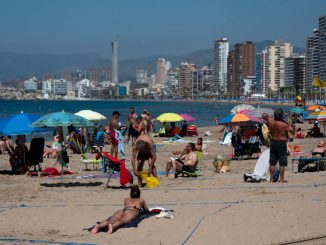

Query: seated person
left=90, top=185, right=150, bottom=234
left=306, top=123, right=321, bottom=138
left=181, top=121, right=188, bottom=136
left=165, top=142, right=198, bottom=178
left=296, top=128, right=304, bottom=139
left=242, top=126, right=256, bottom=143
left=43, top=135, right=62, bottom=158
left=195, top=137, right=203, bottom=152
left=167, top=122, right=181, bottom=137
left=298, top=141, right=326, bottom=172
left=9, top=135, right=28, bottom=174
left=159, top=122, right=170, bottom=137
left=0, top=135, right=14, bottom=155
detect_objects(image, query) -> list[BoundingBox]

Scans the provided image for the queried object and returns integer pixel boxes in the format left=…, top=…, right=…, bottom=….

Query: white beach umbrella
left=75, top=110, right=107, bottom=121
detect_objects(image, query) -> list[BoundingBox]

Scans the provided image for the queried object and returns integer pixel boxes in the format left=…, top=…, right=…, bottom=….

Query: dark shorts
left=137, top=152, right=152, bottom=161
left=270, top=140, right=288, bottom=167
left=181, top=165, right=193, bottom=172
left=129, top=127, right=139, bottom=137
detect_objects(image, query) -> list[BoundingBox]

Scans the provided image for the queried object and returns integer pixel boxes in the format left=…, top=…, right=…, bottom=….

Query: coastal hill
left=0, top=40, right=304, bottom=82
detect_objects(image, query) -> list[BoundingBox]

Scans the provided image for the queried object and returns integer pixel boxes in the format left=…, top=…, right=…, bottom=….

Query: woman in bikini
left=91, top=185, right=150, bottom=234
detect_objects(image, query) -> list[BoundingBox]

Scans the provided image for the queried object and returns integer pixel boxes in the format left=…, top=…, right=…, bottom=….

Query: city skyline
left=1, top=0, right=325, bottom=59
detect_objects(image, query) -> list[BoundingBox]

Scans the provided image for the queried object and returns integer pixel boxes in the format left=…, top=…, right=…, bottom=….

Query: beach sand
left=0, top=124, right=326, bottom=245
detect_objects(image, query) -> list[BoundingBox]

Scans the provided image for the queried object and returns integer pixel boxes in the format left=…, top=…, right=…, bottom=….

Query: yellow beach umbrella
left=156, top=113, right=183, bottom=122
left=75, top=110, right=107, bottom=121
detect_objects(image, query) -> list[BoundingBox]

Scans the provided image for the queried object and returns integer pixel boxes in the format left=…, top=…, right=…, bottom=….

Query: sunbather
left=298, top=141, right=325, bottom=172
left=165, top=142, right=198, bottom=178
left=43, top=135, right=61, bottom=158
left=90, top=185, right=150, bottom=234
left=9, top=135, right=28, bottom=174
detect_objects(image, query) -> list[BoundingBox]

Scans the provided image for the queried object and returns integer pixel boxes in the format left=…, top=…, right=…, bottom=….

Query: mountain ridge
left=0, top=40, right=305, bottom=82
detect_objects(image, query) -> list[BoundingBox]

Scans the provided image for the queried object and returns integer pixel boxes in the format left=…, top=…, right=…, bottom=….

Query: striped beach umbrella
left=230, top=104, right=255, bottom=114
left=306, top=111, right=326, bottom=122
left=218, top=113, right=263, bottom=126
left=243, top=107, right=274, bottom=119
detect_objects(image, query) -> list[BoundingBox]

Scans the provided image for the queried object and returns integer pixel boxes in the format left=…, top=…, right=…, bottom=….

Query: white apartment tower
left=111, top=40, right=119, bottom=83
left=267, top=41, right=293, bottom=91
left=213, top=38, right=229, bottom=94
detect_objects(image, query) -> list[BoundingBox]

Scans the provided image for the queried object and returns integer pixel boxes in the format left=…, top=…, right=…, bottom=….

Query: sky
left=1, top=0, right=325, bottom=60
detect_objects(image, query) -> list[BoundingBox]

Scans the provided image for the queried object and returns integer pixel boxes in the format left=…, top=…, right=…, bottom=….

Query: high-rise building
left=267, top=41, right=293, bottom=91
left=136, top=70, right=148, bottom=84
left=261, top=49, right=268, bottom=94
left=319, top=15, right=326, bottom=81
left=227, top=41, right=255, bottom=96
left=192, top=65, right=214, bottom=98
left=111, top=40, right=119, bottom=83
left=227, top=50, right=235, bottom=96
left=213, top=38, right=229, bottom=94
left=88, top=68, right=111, bottom=83
left=305, top=29, right=319, bottom=91
left=284, top=55, right=306, bottom=94
left=156, top=58, right=166, bottom=85
left=178, top=62, right=196, bottom=98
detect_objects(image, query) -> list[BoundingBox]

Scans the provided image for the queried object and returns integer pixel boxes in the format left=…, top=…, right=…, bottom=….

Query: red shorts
left=110, top=131, right=118, bottom=146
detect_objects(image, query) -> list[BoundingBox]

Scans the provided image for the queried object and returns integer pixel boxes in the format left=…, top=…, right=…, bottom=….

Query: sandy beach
left=0, top=124, right=326, bottom=245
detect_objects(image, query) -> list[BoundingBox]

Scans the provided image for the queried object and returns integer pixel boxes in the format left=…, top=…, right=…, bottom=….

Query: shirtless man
left=127, top=107, right=138, bottom=144
left=137, top=111, right=151, bottom=136
left=108, top=111, right=120, bottom=158
left=131, top=134, right=157, bottom=186
left=263, top=109, right=294, bottom=183
left=166, top=142, right=198, bottom=178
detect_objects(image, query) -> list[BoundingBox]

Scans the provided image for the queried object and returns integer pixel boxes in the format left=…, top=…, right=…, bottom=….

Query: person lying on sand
left=90, top=185, right=150, bottom=234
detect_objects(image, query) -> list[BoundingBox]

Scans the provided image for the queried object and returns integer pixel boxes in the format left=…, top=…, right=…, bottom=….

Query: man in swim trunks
left=263, top=109, right=294, bottom=183
left=108, top=111, right=120, bottom=158
left=131, top=134, right=157, bottom=186
left=127, top=107, right=139, bottom=144
left=166, top=142, right=198, bottom=178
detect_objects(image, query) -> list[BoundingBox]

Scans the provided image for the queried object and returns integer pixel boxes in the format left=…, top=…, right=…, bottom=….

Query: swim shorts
left=270, top=139, right=288, bottom=166
left=109, top=131, right=118, bottom=146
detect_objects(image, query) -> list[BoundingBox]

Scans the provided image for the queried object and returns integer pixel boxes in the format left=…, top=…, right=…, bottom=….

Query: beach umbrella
left=230, top=104, right=255, bottom=114
left=179, top=113, right=196, bottom=122
left=243, top=108, right=274, bottom=119
left=31, top=111, right=94, bottom=128
left=156, top=113, right=183, bottom=123
left=306, top=105, right=326, bottom=111
left=0, top=112, right=53, bottom=135
left=306, top=111, right=326, bottom=122
left=218, top=113, right=263, bottom=126
left=75, top=110, right=107, bottom=121
left=289, top=107, right=304, bottom=114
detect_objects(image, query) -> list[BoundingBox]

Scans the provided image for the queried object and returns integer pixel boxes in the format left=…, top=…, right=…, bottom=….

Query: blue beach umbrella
left=31, top=111, right=94, bottom=128
left=0, top=112, right=52, bottom=135
left=289, top=107, right=304, bottom=114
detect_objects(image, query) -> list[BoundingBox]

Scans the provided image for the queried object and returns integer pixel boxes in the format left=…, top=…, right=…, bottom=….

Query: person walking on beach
left=127, top=107, right=138, bottom=144
left=131, top=134, right=157, bottom=186
left=108, top=111, right=120, bottom=158
left=263, top=109, right=294, bottom=183
left=90, top=185, right=150, bottom=234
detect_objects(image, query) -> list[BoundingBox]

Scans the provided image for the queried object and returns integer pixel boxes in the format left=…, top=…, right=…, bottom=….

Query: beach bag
left=213, top=156, right=230, bottom=173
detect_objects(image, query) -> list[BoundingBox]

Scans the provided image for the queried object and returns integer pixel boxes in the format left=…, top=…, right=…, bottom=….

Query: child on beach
left=90, top=185, right=150, bottom=234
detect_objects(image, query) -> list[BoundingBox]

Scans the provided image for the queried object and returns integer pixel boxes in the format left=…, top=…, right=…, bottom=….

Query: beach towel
left=115, top=130, right=125, bottom=159
left=220, top=132, right=232, bottom=145
left=244, top=149, right=270, bottom=182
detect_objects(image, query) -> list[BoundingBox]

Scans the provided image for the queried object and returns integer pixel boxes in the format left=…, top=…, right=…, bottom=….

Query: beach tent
left=244, top=149, right=270, bottom=182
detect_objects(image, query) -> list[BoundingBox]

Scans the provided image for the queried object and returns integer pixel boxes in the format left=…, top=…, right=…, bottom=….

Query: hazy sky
left=1, top=0, right=325, bottom=59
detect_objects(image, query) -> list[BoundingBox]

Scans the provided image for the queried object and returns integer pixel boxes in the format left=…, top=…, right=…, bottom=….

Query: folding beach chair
left=246, top=136, right=261, bottom=158
left=186, top=125, right=198, bottom=137
left=95, top=151, right=132, bottom=188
